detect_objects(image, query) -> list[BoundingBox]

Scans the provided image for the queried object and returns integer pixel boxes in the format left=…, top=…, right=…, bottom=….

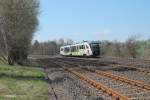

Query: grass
left=0, top=63, right=49, bottom=100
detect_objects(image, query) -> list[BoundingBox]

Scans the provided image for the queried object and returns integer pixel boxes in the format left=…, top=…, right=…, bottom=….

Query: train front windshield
left=90, top=43, right=100, bottom=56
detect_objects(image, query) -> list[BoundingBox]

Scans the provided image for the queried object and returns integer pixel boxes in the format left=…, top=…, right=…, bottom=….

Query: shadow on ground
left=95, top=65, right=137, bottom=72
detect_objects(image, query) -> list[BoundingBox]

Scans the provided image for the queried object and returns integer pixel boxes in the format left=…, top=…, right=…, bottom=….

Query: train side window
left=81, top=45, right=83, bottom=49
left=74, top=46, right=76, bottom=51
left=64, top=47, right=69, bottom=53
left=67, top=48, right=69, bottom=52
left=72, top=46, right=76, bottom=52
left=81, top=45, right=84, bottom=49
left=80, top=45, right=82, bottom=49
left=79, top=45, right=81, bottom=50
left=71, top=46, right=73, bottom=52
left=83, top=45, right=85, bottom=49
left=76, top=46, right=78, bottom=51
left=64, top=48, right=66, bottom=52
left=75, top=46, right=76, bottom=51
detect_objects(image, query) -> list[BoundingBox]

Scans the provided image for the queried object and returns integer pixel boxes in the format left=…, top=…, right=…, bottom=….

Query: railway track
left=52, top=61, right=130, bottom=100
left=57, top=58, right=150, bottom=84
left=62, top=56, right=150, bottom=66
left=61, top=57, right=150, bottom=75
left=57, top=59, right=150, bottom=91
left=97, top=62, right=150, bottom=74
left=50, top=59, right=150, bottom=100
left=101, top=57, right=150, bottom=66
left=37, top=57, right=150, bottom=99
left=44, top=60, right=112, bottom=100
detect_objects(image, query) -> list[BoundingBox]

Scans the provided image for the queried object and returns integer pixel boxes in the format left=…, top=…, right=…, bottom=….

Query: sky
left=34, top=0, right=150, bottom=42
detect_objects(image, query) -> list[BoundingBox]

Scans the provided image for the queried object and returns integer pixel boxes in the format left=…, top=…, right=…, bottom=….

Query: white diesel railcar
left=60, top=41, right=100, bottom=57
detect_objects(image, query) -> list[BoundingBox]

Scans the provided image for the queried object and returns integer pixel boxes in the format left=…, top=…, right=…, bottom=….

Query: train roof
left=60, top=41, right=100, bottom=48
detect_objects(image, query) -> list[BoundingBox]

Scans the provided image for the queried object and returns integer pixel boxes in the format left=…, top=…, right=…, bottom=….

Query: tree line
left=31, top=37, right=150, bottom=60
left=101, top=37, right=150, bottom=59
left=31, top=38, right=74, bottom=55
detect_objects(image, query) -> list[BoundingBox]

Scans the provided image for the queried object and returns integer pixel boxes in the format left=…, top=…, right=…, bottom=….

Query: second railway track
left=62, top=57, right=150, bottom=75
left=59, top=57, right=150, bottom=85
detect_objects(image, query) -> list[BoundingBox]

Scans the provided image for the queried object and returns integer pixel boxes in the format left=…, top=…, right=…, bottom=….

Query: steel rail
left=53, top=61, right=131, bottom=100
left=62, top=57, right=150, bottom=74
left=64, top=57, right=150, bottom=74
left=98, top=62, right=150, bottom=74
left=84, top=67, right=150, bottom=91
left=57, top=59, right=150, bottom=91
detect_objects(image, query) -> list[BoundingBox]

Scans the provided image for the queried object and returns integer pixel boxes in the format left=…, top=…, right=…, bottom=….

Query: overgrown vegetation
left=0, top=64, right=48, bottom=100
left=101, top=38, right=150, bottom=59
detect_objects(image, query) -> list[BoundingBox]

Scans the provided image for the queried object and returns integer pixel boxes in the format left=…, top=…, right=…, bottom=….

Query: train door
left=82, top=44, right=86, bottom=56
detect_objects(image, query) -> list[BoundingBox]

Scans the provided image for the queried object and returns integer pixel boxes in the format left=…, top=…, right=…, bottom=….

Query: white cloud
left=92, top=29, right=110, bottom=36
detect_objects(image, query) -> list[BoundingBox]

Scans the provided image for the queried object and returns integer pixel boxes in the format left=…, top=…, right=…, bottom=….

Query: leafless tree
left=126, top=37, right=140, bottom=58
left=0, top=0, right=39, bottom=65
left=31, top=40, right=40, bottom=54
left=101, top=40, right=112, bottom=57
left=66, top=38, right=74, bottom=45
left=58, top=38, right=65, bottom=46
left=113, top=41, right=122, bottom=57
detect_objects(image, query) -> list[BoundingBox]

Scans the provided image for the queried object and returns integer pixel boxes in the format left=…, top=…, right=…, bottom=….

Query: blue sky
left=34, top=0, right=150, bottom=42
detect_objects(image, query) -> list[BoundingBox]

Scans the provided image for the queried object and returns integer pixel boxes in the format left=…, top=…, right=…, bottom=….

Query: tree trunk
left=8, top=50, right=14, bottom=65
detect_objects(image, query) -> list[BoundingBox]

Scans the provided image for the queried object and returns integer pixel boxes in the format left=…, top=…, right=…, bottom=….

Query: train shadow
left=111, top=67, right=137, bottom=72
